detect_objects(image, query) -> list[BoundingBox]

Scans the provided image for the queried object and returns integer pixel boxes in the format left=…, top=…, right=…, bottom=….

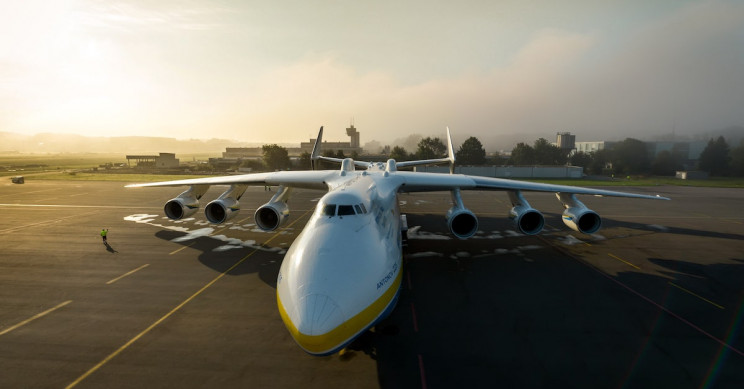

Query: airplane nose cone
left=295, top=293, right=345, bottom=336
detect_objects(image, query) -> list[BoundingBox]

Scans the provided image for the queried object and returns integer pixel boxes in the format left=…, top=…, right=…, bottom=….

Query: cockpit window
left=323, top=204, right=336, bottom=216
left=337, top=205, right=355, bottom=216
left=322, top=201, right=367, bottom=218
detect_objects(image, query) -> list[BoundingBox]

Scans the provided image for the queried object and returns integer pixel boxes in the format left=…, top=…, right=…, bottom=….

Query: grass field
left=3, top=153, right=744, bottom=187
left=9, top=169, right=744, bottom=188
left=0, top=154, right=126, bottom=176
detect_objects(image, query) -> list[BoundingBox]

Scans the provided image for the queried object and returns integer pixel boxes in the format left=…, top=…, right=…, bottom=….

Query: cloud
left=229, top=30, right=597, bottom=141
left=2, top=1, right=742, bottom=145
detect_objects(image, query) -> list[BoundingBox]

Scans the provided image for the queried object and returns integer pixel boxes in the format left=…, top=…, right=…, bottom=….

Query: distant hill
left=0, top=132, right=258, bottom=154
left=2, top=125, right=742, bottom=155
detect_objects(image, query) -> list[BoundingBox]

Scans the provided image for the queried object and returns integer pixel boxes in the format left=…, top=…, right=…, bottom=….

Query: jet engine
left=446, top=188, right=478, bottom=239
left=163, top=185, right=208, bottom=220
left=204, top=185, right=247, bottom=224
left=508, top=190, right=544, bottom=235
left=205, top=197, right=240, bottom=224
left=446, top=206, right=479, bottom=239
left=255, top=201, right=290, bottom=231
left=510, top=206, right=545, bottom=235
left=556, top=193, right=601, bottom=234
left=254, top=185, right=292, bottom=231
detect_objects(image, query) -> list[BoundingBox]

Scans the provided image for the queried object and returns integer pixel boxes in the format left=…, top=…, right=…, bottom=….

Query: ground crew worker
left=101, top=228, right=108, bottom=243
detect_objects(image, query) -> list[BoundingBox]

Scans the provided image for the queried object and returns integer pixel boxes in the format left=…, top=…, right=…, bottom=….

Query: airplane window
left=323, top=204, right=336, bottom=216
left=359, top=204, right=367, bottom=214
left=338, top=205, right=355, bottom=216
left=354, top=205, right=362, bottom=214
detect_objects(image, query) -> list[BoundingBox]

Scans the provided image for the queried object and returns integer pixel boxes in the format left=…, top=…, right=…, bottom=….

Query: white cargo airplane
left=127, top=127, right=668, bottom=356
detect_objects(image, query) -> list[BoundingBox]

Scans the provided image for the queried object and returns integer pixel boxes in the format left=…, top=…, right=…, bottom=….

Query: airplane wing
left=125, top=170, right=335, bottom=190
left=389, top=126, right=668, bottom=201
left=396, top=171, right=669, bottom=200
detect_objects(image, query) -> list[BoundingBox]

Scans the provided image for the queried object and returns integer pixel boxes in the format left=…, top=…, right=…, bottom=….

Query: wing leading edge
left=125, top=170, right=336, bottom=191
left=396, top=171, right=670, bottom=200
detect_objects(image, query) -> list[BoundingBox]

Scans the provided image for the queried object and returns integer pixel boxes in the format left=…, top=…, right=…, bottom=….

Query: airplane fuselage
left=276, top=169, right=404, bottom=355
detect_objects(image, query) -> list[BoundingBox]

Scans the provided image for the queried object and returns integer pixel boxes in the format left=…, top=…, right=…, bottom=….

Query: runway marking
left=607, top=253, right=641, bottom=270
left=605, top=270, right=743, bottom=358
left=66, top=209, right=313, bottom=389
left=211, top=216, right=251, bottom=235
left=0, top=300, right=73, bottom=337
left=0, top=203, right=161, bottom=209
left=668, top=282, right=725, bottom=310
left=538, top=236, right=744, bottom=359
left=106, top=264, right=150, bottom=285
left=0, top=188, right=57, bottom=198
left=169, top=243, right=195, bottom=255
left=418, top=354, right=428, bottom=389
left=0, top=211, right=99, bottom=233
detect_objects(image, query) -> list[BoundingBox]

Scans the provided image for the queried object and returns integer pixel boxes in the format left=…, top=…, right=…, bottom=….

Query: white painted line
left=0, top=211, right=99, bottom=233
left=0, top=300, right=73, bottom=336
left=0, top=203, right=161, bottom=209
left=106, top=264, right=150, bottom=285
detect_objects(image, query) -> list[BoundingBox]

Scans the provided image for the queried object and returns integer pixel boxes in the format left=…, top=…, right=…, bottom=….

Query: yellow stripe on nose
left=277, top=270, right=402, bottom=355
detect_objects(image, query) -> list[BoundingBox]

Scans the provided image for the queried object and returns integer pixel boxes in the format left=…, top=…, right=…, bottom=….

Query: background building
left=126, top=153, right=179, bottom=168
left=224, top=124, right=363, bottom=158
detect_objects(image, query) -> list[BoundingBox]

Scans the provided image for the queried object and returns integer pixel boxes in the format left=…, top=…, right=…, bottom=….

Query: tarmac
left=0, top=179, right=742, bottom=388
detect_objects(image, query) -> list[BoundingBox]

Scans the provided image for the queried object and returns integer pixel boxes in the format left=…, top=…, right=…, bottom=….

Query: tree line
left=566, top=136, right=744, bottom=177
left=241, top=135, right=744, bottom=177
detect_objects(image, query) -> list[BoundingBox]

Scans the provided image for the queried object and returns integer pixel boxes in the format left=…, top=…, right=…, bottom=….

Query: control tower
left=346, top=124, right=360, bottom=148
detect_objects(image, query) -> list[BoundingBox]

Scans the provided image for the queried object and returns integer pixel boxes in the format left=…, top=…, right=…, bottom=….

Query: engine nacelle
left=509, top=205, right=545, bottom=235
left=562, top=207, right=601, bottom=234
left=255, top=201, right=290, bottom=231
left=163, top=185, right=208, bottom=220
left=164, top=196, right=199, bottom=220
left=557, top=193, right=601, bottom=234
left=205, top=197, right=240, bottom=224
left=446, top=206, right=479, bottom=240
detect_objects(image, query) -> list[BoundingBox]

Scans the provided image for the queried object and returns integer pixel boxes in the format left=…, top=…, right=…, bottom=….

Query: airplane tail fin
left=310, top=126, right=371, bottom=170
left=310, top=126, right=323, bottom=170
left=396, top=127, right=456, bottom=173
left=446, top=126, right=456, bottom=174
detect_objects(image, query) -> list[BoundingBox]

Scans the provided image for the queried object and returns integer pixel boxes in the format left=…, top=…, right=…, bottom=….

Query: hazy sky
left=1, top=0, right=743, bottom=145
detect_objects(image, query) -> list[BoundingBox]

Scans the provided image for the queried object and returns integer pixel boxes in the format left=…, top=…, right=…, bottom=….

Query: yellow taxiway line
left=668, top=282, right=725, bottom=310
left=66, top=209, right=311, bottom=389
left=607, top=253, right=641, bottom=270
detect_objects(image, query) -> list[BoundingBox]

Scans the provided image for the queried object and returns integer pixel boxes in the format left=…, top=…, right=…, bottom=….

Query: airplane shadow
left=151, top=215, right=744, bottom=388
left=355, top=245, right=744, bottom=388
left=334, top=213, right=744, bottom=388
left=595, top=217, right=744, bottom=241
left=154, top=230, right=283, bottom=288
